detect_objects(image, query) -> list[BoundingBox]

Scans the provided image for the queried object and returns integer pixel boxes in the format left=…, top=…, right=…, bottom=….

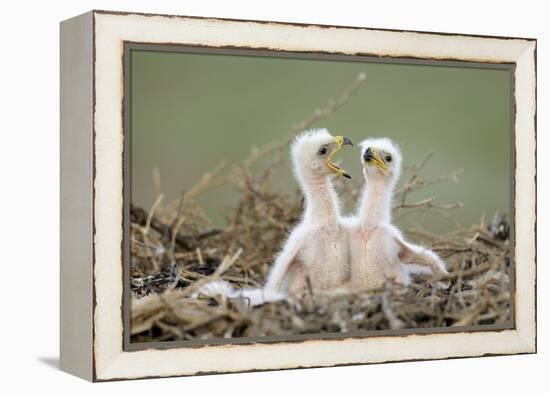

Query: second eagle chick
left=345, top=138, right=449, bottom=291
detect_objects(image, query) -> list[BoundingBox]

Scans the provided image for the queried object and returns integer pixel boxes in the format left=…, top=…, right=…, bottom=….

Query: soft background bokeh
left=130, top=49, right=511, bottom=232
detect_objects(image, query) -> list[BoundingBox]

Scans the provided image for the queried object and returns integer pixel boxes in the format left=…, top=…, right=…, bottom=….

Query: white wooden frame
left=60, top=10, right=536, bottom=382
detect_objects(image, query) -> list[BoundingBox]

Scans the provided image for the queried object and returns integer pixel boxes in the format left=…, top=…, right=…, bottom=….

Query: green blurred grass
left=130, top=49, right=511, bottom=232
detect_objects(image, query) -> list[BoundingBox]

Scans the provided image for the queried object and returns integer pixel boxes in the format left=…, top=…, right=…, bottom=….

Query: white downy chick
left=346, top=138, right=448, bottom=291
left=199, top=129, right=354, bottom=305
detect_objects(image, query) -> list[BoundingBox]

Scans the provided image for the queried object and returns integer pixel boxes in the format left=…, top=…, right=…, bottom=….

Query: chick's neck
left=301, top=174, right=341, bottom=226
left=358, top=175, right=394, bottom=231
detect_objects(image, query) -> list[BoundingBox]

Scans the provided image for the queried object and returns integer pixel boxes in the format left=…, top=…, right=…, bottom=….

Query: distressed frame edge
left=92, top=8, right=537, bottom=42
left=59, top=11, right=95, bottom=381
left=89, top=11, right=537, bottom=381
left=512, top=40, right=537, bottom=354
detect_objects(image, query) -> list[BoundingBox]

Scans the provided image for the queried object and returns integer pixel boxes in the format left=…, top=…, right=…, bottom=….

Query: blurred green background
left=130, top=49, right=511, bottom=232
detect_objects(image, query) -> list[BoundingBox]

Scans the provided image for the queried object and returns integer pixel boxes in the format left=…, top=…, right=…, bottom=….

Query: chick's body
left=283, top=220, right=350, bottom=296
left=264, top=136, right=352, bottom=297
left=348, top=221, right=417, bottom=290
left=200, top=129, right=354, bottom=305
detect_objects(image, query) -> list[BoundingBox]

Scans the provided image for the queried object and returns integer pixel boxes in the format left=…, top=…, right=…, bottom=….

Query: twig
left=178, top=248, right=243, bottom=297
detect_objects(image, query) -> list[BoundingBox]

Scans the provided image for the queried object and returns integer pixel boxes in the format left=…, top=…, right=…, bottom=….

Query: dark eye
left=319, top=146, right=328, bottom=156
left=385, top=155, right=392, bottom=162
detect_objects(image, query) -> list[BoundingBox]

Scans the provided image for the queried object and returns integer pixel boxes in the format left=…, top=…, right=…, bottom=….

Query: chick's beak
left=326, top=135, right=354, bottom=179
left=363, top=147, right=388, bottom=170
left=342, top=137, right=354, bottom=147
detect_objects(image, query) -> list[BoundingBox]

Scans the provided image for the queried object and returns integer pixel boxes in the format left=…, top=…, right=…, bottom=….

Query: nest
left=129, top=73, right=512, bottom=343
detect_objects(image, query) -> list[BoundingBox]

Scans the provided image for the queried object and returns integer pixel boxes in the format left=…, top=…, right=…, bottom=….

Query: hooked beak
left=326, top=136, right=354, bottom=179
left=363, top=147, right=388, bottom=170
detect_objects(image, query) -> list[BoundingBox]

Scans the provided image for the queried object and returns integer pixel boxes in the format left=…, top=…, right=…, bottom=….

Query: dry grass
left=129, top=73, right=512, bottom=343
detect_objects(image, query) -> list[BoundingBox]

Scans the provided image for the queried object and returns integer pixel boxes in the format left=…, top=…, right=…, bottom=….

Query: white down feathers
left=195, top=133, right=448, bottom=305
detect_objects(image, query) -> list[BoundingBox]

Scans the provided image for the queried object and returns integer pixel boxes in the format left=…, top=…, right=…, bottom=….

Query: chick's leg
left=395, top=237, right=448, bottom=275
left=264, top=236, right=303, bottom=293
left=287, top=263, right=309, bottom=299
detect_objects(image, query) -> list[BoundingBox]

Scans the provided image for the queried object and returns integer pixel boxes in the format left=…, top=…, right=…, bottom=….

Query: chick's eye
left=319, top=146, right=328, bottom=155
left=386, top=155, right=392, bottom=162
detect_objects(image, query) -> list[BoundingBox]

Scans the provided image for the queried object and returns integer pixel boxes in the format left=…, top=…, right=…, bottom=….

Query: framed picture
left=60, top=10, right=537, bottom=381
